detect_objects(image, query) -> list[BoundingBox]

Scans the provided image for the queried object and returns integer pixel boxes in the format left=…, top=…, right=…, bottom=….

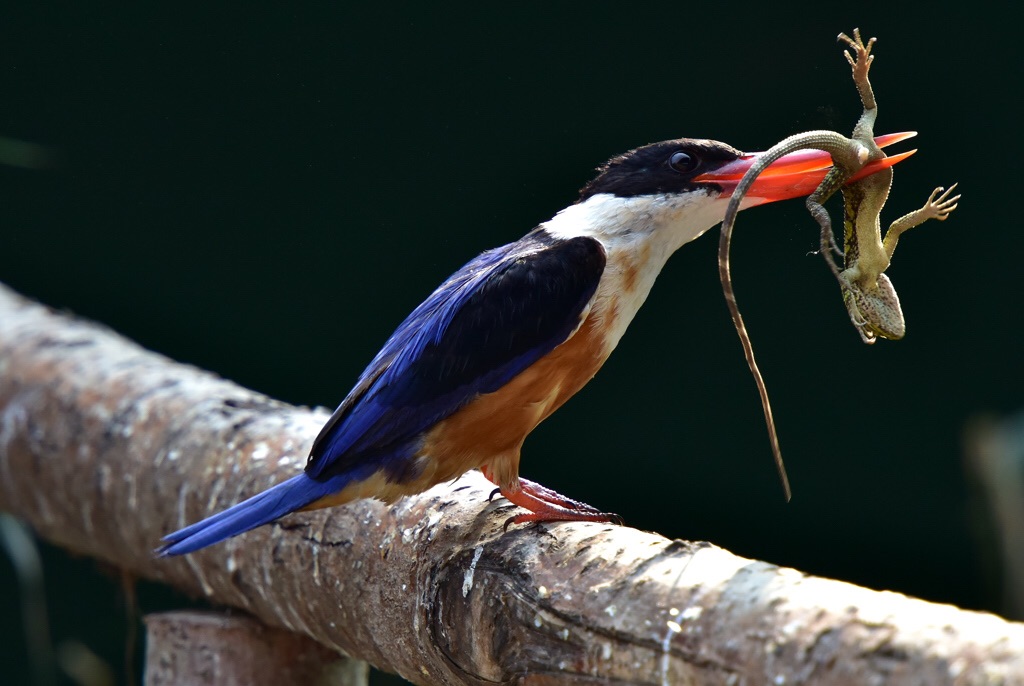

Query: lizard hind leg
left=807, top=166, right=850, bottom=280
left=840, top=274, right=876, bottom=344
left=838, top=29, right=876, bottom=75
left=838, top=29, right=877, bottom=113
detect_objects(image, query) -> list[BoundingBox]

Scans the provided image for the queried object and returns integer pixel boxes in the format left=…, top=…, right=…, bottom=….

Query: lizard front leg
left=838, top=183, right=960, bottom=343
left=881, top=183, right=960, bottom=258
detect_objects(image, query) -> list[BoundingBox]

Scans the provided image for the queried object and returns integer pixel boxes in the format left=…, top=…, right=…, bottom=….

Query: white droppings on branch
left=462, top=546, right=483, bottom=598
left=659, top=613, right=683, bottom=686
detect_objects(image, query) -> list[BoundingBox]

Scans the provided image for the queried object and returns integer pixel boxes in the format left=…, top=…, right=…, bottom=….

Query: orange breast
left=414, top=312, right=611, bottom=493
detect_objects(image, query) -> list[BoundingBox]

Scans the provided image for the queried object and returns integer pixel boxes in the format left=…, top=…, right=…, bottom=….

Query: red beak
left=695, top=132, right=917, bottom=204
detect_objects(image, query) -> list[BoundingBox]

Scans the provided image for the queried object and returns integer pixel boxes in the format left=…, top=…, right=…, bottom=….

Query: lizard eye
left=668, top=151, right=700, bottom=173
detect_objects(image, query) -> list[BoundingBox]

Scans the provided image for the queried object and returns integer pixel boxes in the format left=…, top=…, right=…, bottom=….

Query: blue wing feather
left=306, top=229, right=606, bottom=481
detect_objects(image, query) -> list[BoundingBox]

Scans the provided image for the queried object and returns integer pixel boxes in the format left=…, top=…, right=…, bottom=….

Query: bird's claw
left=486, top=478, right=623, bottom=532
left=502, top=510, right=623, bottom=532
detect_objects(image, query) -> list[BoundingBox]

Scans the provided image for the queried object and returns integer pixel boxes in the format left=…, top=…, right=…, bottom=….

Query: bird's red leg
left=481, top=467, right=622, bottom=527
left=517, top=478, right=607, bottom=514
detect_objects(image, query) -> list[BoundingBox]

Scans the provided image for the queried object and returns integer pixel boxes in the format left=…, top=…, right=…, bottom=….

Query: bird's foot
left=492, top=477, right=623, bottom=531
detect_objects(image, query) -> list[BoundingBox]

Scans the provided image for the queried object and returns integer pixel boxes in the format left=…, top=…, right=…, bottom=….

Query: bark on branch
left=0, top=282, right=1021, bottom=685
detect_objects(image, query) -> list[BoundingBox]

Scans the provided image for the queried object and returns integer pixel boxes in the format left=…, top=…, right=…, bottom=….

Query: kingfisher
left=159, top=135, right=906, bottom=555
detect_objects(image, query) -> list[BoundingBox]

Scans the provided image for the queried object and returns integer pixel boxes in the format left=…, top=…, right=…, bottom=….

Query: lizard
left=717, top=28, right=959, bottom=497
left=822, top=30, right=960, bottom=343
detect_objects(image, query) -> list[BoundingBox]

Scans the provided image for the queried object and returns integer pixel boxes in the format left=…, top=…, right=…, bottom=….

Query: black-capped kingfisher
left=159, top=135, right=905, bottom=555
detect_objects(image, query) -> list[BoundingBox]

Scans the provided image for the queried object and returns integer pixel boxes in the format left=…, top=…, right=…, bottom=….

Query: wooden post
left=144, top=611, right=366, bottom=686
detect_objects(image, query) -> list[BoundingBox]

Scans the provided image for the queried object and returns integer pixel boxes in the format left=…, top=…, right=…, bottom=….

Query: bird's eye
left=669, top=151, right=699, bottom=173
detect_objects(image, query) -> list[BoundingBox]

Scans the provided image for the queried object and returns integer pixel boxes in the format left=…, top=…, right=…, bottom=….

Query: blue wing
left=306, top=229, right=607, bottom=482
left=158, top=229, right=606, bottom=556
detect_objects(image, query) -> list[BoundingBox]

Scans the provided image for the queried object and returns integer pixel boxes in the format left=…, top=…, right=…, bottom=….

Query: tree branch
left=1, top=282, right=1021, bottom=685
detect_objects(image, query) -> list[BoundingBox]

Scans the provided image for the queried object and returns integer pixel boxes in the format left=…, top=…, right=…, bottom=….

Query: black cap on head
left=579, top=138, right=743, bottom=201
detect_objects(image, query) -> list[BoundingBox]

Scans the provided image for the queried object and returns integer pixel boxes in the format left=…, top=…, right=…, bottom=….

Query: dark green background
left=2, top=5, right=1020, bottom=684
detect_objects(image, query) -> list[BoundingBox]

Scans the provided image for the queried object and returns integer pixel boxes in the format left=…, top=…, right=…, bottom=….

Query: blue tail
left=158, top=473, right=348, bottom=556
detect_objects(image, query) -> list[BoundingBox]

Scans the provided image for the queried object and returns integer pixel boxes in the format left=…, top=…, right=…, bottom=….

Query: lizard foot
left=820, top=225, right=844, bottom=258
left=842, top=292, right=875, bottom=344
left=812, top=203, right=845, bottom=278
left=838, top=28, right=876, bottom=82
left=919, top=183, right=960, bottom=221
